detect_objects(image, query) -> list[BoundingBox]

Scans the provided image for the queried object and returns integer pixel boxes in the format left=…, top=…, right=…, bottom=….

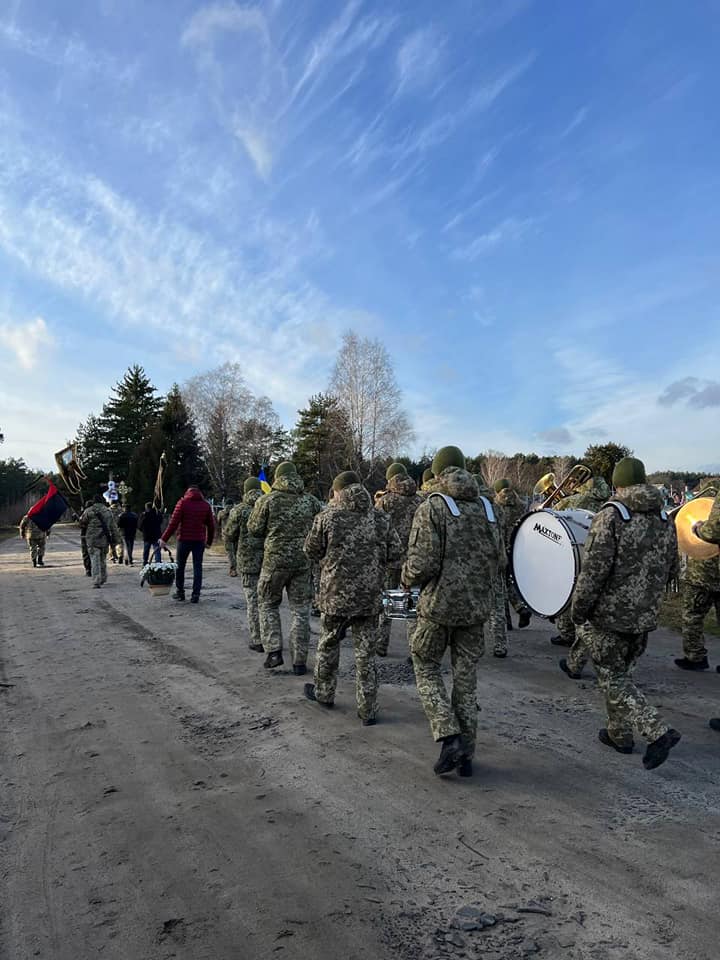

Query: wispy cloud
left=452, top=217, right=534, bottom=260
left=558, top=105, right=588, bottom=139
left=0, top=316, right=53, bottom=370
left=659, top=377, right=720, bottom=409
left=395, top=26, right=445, bottom=95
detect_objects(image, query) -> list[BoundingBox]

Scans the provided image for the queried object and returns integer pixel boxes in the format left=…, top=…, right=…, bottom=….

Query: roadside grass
left=658, top=590, right=720, bottom=638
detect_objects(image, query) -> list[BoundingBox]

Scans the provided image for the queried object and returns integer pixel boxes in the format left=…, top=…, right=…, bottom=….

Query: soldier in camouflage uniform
left=77, top=509, right=92, bottom=576
left=303, top=471, right=401, bottom=723
left=80, top=495, right=121, bottom=588
left=419, top=468, right=435, bottom=496
left=375, top=463, right=423, bottom=657
left=571, top=457, right=681, bottom=768
left=474, top=477, right=508, bottom=658
left=248, top=462, right=323, bottom=673
left=19, top=514, right=48, bottom=567
left=403, top=446, right=504, bottom=778
left=494, top=479, right=531, bottom=629
left=219, top=505, right=238, bottom=576
left=692, top=486, right=720, bottom=731
left=674, top=483, right=719, bottom=672
left=224, top=480, right=265, bottom=651
left=553, top=475, right=611, bottom=678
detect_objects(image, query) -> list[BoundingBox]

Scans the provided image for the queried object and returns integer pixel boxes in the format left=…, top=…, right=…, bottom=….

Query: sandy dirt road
left=1, top=526, right=719, bottom=960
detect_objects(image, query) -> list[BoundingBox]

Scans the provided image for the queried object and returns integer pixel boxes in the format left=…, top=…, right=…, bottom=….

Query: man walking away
left=571, top=457, right=681, bottom=769
left=80, top=495, right=121, bottom=588
left=160, top=485, right=215, bottom=603
left=304, top=472, right=401, bottom=723
left=403, top=446, right=503, bottom=778
left=117, top=506, right=138, bottom=565
left=19, top=513, right=48, bottom=567
left=692, top=485, right=720, bottom=732
left=223, top=479, right=266, bottom=652
left=138, top=502, right=163, bottom=565
left=248, top=462, right=323, bottom=673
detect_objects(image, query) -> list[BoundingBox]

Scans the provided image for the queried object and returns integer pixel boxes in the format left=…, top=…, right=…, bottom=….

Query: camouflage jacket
left=304, top=483, right=402, bottom=617
left=475, top=479, right=507, bottom=551
left=494, top=487, right=526, bottom=549
left=224, top=490, right=265, bottom=575
left=376, top=474, right=423, bottom=562
left=402, top=467, right=504, bottom=627
left=80, top=503, right=121, bottom=550
left=247, top=473, right=323, bottom=572
left=19, top=515, right=46, bottom=540
left=692, top=487, right=720, bottom=589
left=571, top=484, right=679, bottom=632
left=556, top=476, right=611, bottom=514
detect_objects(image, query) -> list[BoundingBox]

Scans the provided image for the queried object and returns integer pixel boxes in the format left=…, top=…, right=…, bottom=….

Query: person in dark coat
left=138, top=502, right=163, bottom=565
left=117, top=507, right=139, bottom=565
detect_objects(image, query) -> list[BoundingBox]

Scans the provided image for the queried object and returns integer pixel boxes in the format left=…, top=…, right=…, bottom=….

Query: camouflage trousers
left=80, top=535, right=91, bottom=573
left=225, top=539, right=237, bottom=574
left=27, top=536, right=46, bottom=563
left=241, top=572, right=262, bottom=648
left=488, top=574, right=507, bottom=656
left=556, top=609, right=576, bottom=646
left=411, top=616, right=485, bottom=758
left=584, top=625, right=668, bottom=745
left=377, top=567, right=416, bottom=656
left=89, top=547, right=108, bottom=587
left=566, top=627, right=590, bottom=674
left=314, top=614, right=378, bottom=720
left=258, top=567, right=311, bottom=665
left=681, top=582, right=720, bottom=662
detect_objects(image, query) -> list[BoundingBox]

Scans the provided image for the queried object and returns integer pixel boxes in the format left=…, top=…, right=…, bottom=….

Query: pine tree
left=128, top=385, right=209, bottom=509
left=293, top=394, right=353, bottom=497
left=102, top=365, right=162, bottom=480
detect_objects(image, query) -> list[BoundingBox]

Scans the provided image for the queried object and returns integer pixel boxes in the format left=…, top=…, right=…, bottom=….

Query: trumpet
left=539, top=464, right=592, bottom=509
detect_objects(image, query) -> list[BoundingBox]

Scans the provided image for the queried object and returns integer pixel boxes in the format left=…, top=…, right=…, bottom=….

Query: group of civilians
left=111, top=503, right=165, bottom=566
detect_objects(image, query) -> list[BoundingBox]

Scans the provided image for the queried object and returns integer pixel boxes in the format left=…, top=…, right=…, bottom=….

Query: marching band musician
left=493, top=479, right=532, bottom=629
left=474, top=476, right=509, bottom=658
left=375, top=463, right=423, bottom=658
left=571, top=457, right=682, bottom=768
left=691, top=484, right=720, bottom=732
left=402, top=446, right=504, bottom=778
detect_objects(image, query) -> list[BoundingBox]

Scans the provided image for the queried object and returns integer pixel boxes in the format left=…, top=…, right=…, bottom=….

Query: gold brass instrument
left=674, top=482, right=719, bottom=560
left=540, top=464, right=592, bottom=509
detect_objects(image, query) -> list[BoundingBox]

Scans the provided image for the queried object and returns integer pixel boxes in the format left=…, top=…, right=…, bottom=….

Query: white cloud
left=0, top=316, right=53, bottom=370
left=452, top=217, right=534, bottom=261
left=395, top=27, right=445, bottom=95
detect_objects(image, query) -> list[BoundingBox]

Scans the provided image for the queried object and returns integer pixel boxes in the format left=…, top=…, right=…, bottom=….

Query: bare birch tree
left=480, top=449, right=511, bottom=488
left=329, top=332, right=414, bottom=477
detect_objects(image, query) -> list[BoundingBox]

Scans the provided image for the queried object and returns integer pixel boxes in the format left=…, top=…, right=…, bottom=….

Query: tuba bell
left=674, top=483, right=719, bottom=560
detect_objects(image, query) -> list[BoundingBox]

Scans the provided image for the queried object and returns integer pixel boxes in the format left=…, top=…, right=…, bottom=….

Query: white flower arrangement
left=140, top=561, right=178, bottom=587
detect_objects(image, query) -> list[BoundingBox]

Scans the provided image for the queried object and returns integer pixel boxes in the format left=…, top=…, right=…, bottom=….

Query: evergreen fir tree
left=292, top=394, right=353, bottom=497
left=102, top=365, right=162, bottom=480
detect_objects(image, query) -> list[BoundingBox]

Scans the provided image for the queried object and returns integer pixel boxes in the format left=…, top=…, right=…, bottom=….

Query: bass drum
left=509, top=509, right=594, bottom=618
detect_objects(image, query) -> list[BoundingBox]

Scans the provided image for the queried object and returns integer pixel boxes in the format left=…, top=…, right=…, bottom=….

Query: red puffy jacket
left=162, top=488, right=215, bottom=546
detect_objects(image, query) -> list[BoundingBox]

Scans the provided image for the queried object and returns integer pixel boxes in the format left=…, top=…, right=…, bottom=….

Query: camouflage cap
left=244, top=477, right=262, bottom=493
left=494, top=478, right=510, bottom=493
left=333, top=470, right=361, bottom=492
left=431, top=446, right=465, bottom=476
left=386, top=462, right=407, bottom=481
left=612, top=457, right=646, bottom=489
left=274, top=461, right=297, bottom=478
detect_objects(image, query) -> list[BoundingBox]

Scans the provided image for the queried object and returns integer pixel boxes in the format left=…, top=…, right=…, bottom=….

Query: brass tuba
left=540, top=464, right=592, bottom=509
left=674, top=482, right=719, bottom=560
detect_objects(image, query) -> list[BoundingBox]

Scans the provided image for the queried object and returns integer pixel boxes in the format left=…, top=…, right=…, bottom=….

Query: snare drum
left=509, top=509, right=594, bottom=618
left=382, top=588, right=421, bottom=620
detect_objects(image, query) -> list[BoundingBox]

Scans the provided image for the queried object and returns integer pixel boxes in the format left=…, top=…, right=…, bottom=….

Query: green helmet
left=431, top=446, right=465, bottom=476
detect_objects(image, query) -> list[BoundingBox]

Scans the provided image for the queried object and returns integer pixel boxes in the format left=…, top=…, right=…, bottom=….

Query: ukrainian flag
left=258, top=467, right=272, bottom=495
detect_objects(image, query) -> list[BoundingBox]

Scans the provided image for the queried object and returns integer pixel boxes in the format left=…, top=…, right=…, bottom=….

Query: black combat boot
left=709, top=718, right=720, bottom=731
left=172, top=590, right=185, bottom=601
left=674, top=656, right=709, bottom=671
left=37, top=558, right=45, bottom=567
left=550, top=635, right=572, bottom=646
left=518, top=610, right=531, bottom=628
left=433, top=735, right=464, bottom=776
left=293, top=664, right=307, bottom=676
left=643, top=729, right=682, bottom=770
left=304, top=683, right=333, bottom=708
left=458, top=757, right=473, bottom=777
left=493, top=649, right=508, bottom=659
left=559, top=658, right=582, bottom=680
left=598, top=728, right=634, bottom=754
left=264, top=651, right=284, bottom=669
left=359, top=714, right=377, bottom=726
left=249, top=644, right=264, bottom=653
left=190, top=595, right=199, bottom=604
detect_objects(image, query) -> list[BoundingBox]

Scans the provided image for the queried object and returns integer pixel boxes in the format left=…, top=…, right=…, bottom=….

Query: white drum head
left=510, top=510, right=581, bottom=618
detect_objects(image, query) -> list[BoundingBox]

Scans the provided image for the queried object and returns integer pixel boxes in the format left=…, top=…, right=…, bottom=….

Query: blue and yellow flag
left=258, top=467, right=272, bottom=495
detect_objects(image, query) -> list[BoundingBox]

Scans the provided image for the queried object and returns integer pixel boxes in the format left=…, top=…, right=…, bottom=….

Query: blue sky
left=1, top=0, right=719, bottom=473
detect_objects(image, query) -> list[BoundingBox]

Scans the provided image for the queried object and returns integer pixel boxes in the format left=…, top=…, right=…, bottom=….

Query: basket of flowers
left=140, top=551, right=177, bottom=597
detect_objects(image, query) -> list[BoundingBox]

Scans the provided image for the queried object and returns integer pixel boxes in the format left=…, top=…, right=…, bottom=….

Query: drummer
left=570, top=457, right=682, bottom=768
left=691, top=484, right=720, bottom=732
left=303, top=471, right=401, bottom=724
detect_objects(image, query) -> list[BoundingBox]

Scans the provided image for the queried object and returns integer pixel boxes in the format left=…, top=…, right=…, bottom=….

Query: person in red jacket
left=159, top=486, right=215, bottom=603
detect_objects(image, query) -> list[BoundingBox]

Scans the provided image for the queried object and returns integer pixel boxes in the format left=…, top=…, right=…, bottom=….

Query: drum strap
left=478, top=496, right=496, bottom=523
left=602, top=501, right=631, bottom=522
left=428, top=493, right=461, bottom=517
